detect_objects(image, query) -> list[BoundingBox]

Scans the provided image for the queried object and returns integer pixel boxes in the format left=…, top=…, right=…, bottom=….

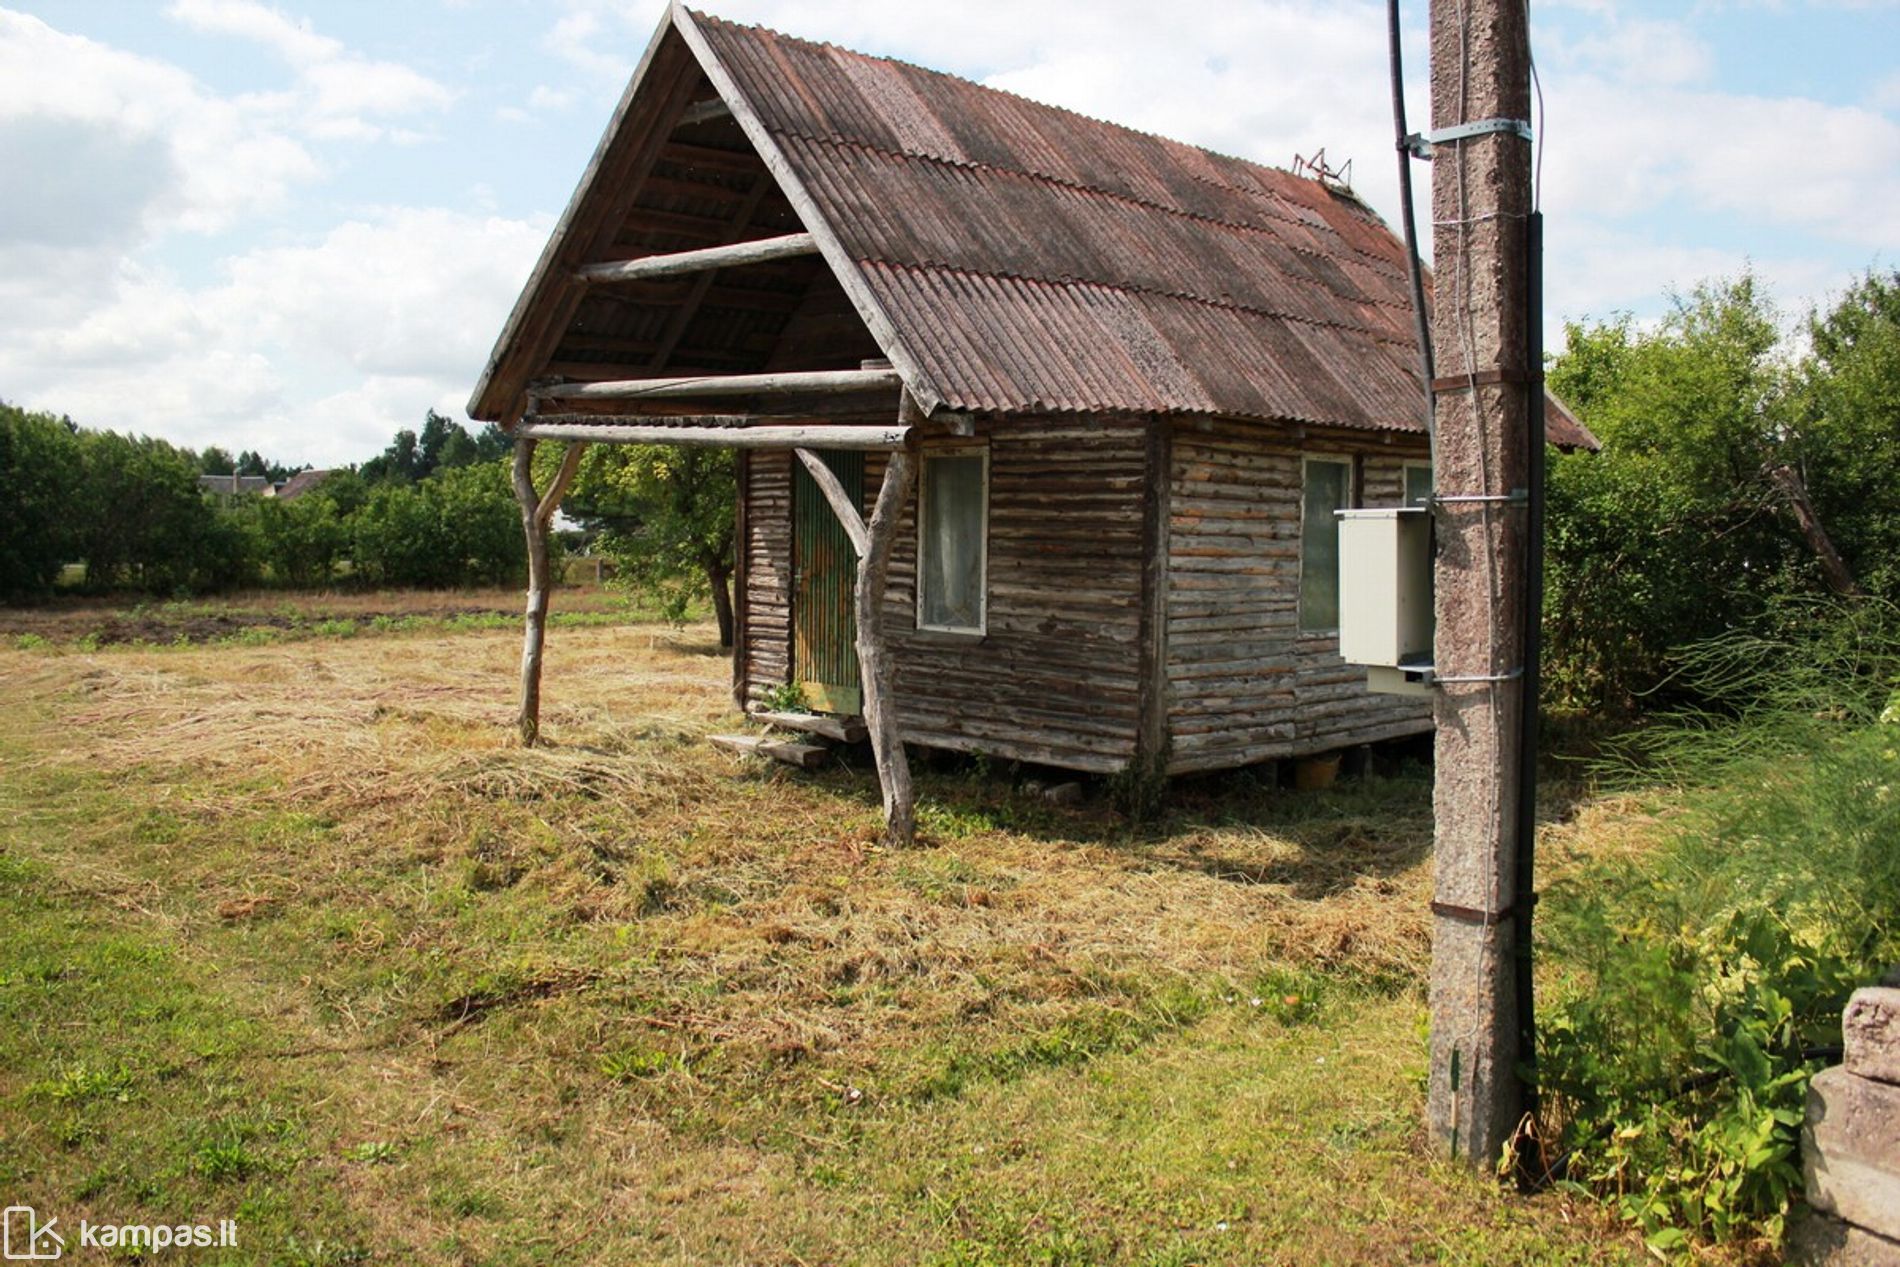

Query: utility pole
left=1425, top=0, right=1536, bottom=1167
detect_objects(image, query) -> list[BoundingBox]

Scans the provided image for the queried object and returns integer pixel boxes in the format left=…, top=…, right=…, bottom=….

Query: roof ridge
left=686, top=8, right=1361, bottom=210
left=858, top=259, right=1416, bottom=351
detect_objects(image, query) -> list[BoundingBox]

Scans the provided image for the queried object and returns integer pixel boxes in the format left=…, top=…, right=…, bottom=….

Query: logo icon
left=2, top=1207, right=63, bottom=1261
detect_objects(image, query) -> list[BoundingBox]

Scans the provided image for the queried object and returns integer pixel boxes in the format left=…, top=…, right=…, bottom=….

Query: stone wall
left=1791, top=984, right=1900, bottom=1265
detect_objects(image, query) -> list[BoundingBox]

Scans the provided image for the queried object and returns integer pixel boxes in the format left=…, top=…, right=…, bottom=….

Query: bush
left=254, top=495, right=348, bottom=586
left=349, top=458, right=525, bottom=588
left=1539, top=602, right=1900, bottom=1253
left=0, top=403, right=82, bottom=597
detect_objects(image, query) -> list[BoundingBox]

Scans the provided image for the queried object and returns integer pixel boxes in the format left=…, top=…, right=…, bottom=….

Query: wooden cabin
left=469, top=4, right=1596, bottom=806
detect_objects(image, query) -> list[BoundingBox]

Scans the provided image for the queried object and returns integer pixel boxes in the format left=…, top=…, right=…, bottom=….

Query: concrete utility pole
left=1425, top=0, right=1536, bottom=1166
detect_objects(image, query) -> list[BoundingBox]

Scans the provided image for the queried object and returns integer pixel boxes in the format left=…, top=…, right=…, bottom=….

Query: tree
left=570, top=446, right=737, bottom=647
left=71, top=430, right=253, bottom=593
left=1545, top=276, right=1810, bottom=708
left=198, top=445, right=235, bottom=476
left=0, top=403, right=82, bottom=597
left=417, top=410, right=455, bottom=476
left=348, top=458, right=524, bottom=588
left=361, top=428, right=421, bottom=484
left=1792, top=270, right=1900, bottom=599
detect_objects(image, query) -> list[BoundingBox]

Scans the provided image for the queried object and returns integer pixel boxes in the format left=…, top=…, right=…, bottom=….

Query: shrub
left=0, top=403, right=82, bottom=597
left=1539, top=602, right=1900, bottom=1253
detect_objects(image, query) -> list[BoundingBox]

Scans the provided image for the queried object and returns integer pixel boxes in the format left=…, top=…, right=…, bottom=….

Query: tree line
left=0, top=409, right=526, bottom=596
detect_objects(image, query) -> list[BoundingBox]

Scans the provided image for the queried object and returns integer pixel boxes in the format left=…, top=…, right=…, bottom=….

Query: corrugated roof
left=693, top=14, right=1414, bottom=427
left=470, top=7, right=1596, bottom=448
left=685, top=12, right=1593, bottom=447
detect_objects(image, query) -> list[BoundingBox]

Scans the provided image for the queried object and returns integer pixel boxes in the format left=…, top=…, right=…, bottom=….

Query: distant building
left=274, top=469, right=336, bottom=501
left=197, top=473, right=274, bottom=499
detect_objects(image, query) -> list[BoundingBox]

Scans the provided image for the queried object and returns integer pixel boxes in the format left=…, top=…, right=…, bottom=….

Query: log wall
left=737, top=413, right=1435, bottom=775
left=1164, top=417, right=1433, bottom=774
left=738, top=449, right=793, bottom=705
left=738, top=415, right=1150, bottom=771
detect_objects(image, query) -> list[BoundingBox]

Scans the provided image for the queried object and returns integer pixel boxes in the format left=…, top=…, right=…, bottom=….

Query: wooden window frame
left=1402, top=459, right=1434, bottom=507
left=1298, top=453, right=1355, bottom=634
left=914, top=444, right=990, bottom=636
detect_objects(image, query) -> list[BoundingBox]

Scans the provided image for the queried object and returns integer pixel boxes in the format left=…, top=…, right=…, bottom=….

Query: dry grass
left=0, top=610, right=1645, bottom=1265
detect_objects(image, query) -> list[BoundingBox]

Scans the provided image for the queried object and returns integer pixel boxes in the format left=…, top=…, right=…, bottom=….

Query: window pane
left=1404, top=464, right=1434, bottom=507
left=1300, top=459, right=1349, bottom=631
left=921, top=454, right=985, bottom=630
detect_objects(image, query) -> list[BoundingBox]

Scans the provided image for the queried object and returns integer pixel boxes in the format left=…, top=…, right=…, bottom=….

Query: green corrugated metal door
left=792, top=451, right=863, bottom=715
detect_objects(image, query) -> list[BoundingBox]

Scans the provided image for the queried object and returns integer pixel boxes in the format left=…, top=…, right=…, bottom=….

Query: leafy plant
left=758, top=680, right=808, bottom=713
left=1539, top=603, right=1900, bottom=1253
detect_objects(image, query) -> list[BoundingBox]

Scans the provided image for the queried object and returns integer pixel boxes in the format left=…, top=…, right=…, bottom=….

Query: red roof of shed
left=470, top=6, right=1596, bottom=449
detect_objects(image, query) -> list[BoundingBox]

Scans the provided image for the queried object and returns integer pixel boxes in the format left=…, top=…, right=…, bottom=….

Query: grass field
left=0, top=595, right=1644, bottom=1265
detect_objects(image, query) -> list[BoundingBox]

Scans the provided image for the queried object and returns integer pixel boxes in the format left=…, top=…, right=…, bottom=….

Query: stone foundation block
left=1787, top=1211, right=1900, bottom=1267
left=1805, top=1067, right=1900, bottom=1241
left=1845, top=988, right=1900, bottom=1086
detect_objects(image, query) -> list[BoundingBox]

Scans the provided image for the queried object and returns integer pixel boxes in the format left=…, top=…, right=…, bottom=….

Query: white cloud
left=1871, top=70, right=1900, bottom=112
left=165, top=0, right=341, bottom=66
left=0, top=10, right=319, bottom=237
left=0, top=208, right=551, bottom=464
left=164, top=0, right=455, bottom=140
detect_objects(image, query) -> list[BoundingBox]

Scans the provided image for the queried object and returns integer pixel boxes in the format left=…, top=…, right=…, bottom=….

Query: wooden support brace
left=856, top=445, right=916, bottom=845
left=512, top=439, right=587, bottom=748
left=793, top=448, right=870, bottom=557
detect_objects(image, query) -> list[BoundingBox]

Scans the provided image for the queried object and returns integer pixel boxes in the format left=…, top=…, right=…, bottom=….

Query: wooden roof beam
left=516, top=419, right=910, bottom=450
left=531, top=366, right=902, bottom=402
left=576, top=232, right=818, bottom=286
left=677, top=97, right=733, bottom=126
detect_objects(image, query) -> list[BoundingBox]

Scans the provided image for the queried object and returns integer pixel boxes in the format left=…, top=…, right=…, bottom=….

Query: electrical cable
left=1386, top=0, right=1438, bottom=469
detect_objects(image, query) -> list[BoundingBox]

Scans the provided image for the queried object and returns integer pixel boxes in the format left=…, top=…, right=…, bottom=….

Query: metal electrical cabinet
left=1336, top=507, right=1434, bottom=695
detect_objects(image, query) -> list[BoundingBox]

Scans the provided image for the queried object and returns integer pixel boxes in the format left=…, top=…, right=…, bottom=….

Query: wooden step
left=708, top=734, right=829, bottom=770
left=751, top=710, right=867, bottom=743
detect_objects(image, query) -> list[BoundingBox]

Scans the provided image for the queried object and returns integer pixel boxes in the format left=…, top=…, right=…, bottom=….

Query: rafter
left=531, top=366, right=903, bottom=402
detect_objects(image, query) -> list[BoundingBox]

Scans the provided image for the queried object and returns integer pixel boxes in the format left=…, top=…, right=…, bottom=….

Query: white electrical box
left=1336, top=507, right=1433, bottom=696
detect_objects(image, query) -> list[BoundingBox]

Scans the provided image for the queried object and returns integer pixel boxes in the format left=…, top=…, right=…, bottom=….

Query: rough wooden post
left=1426, top=0, right=1534, bottom=1168
left=856, top=448, right=916, bottom=845
left=511, top=438, right=584, bottom=748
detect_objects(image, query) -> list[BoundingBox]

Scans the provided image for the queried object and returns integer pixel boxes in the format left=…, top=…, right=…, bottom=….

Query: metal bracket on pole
left=1429, top=489, right=1529, bottom=507
left=1405, top=117, right=1533, bottom=159
left=1432, top=667, right=1526, bottom=687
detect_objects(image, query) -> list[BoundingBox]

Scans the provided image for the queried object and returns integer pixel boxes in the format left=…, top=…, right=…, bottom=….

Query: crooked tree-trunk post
left=793, top=442, right=917, bottom=846
left=1426, top=0, right=1536, bottom=1168
left=512, top=438, right=586, bottom=747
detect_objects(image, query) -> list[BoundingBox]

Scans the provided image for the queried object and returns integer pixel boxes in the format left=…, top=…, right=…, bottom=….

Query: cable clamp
left=1430, top=489, right=1528, bottom=507
left=1427, top=117, right=1533, bottom=147
left=1433, top=667, right=1525, bottom=686
left=1431, top=900, right=1515, bottom=926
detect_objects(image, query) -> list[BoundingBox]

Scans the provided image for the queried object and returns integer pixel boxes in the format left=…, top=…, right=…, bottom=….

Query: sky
left=1, top=0, right=1895, bottom=468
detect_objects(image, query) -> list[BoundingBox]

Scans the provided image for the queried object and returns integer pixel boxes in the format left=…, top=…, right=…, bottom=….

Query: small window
left=917, top=449, right=988, bottom=634
left=1404, top=462, right=1434, bottom=507
left=1300, top=456, right=1352, bottom=632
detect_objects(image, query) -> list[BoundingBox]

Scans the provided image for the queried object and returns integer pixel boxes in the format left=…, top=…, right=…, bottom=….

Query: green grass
left=0, top=617, right=1642, bottom=1264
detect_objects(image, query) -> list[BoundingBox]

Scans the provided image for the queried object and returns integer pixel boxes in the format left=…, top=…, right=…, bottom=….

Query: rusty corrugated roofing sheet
left=690, top=10, right=1509, bottom=438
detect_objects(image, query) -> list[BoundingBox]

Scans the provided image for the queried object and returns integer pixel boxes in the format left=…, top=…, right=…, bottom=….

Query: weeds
left=1540, top=600, right=1900, bottom=1255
